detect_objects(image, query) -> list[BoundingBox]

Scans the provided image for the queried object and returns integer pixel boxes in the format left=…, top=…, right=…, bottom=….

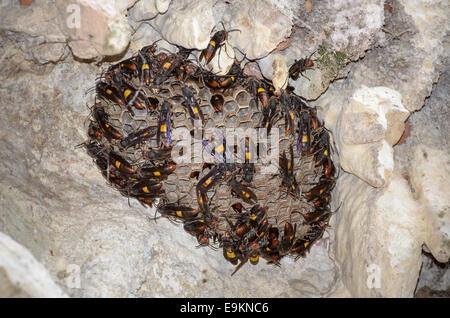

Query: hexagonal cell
left=225, top=115, right=239, bottom=128
left=249, top=98, right=259, bottom=111
left=164, top=173, right=178, bottom=186
left=211, top=111, right=225, bottom=125
left=201, top=104, right=213, bottom=116
left=251, top=111, right=261, bottom=124
left=178, top=179, right=193, bottom=193
left=120, top=111, right=135, bottom=125
left=109, top=118, right=122, bottom=129
left=210, top=94, right=225, bottom=111
left=171, top=82, right=182, bottom=92
left=122, top=124, right=134, bottom=135
left=175, top=165, right=191, bottom=178
left=171, top=94, right=184, bottom=105
left=237, top=106, right=250, bottom=118
left=158, top=88, right=171, bottom=99
left=166, top=191, right=179, bottom=203
left=235, top=90, right=251, bottom=106
left=133, top=106, right=148, bottom=117
left=174, top=111, right=187, bottom=120
left=199, top=87, right=211, bottom=101
left=109, top=104, right=123, bottom=113
left=223, top=100, right=238, bottom=113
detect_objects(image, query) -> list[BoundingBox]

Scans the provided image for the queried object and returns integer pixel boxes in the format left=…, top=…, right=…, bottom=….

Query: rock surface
left=148, top=0, right=216, bottom=50
left=323, top=86, right=408, bottom=188
left=394, top=68, right=450, bottom=264
left=316, top=0, right=449, bottom=297
left=0, top=232, right=68, bottom=297
left=333, top=172, right=425, bottom=297
left=0, top=0, right=448, bottom=298
left=128, top=0, right=171, bottom=21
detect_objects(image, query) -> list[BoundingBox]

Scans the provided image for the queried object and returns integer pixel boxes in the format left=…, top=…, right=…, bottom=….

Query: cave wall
left=0, top=0, right=448, bottom=297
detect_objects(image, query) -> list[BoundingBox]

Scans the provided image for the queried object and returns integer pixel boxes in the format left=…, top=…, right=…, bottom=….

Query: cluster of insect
left=83, top=26, right=337, bottom=275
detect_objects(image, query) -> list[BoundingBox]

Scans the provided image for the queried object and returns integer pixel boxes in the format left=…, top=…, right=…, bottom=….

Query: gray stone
left=0, top=0, right=448, bottom=299
left=333, top=172, right=425, bottom=297
left=149, top=0, right=216, bottom=50
left=128, top=0, right=172, bottom=21
left=0, top=232, right=68, bottom=297
left=394, top=68, right=450, bottom=264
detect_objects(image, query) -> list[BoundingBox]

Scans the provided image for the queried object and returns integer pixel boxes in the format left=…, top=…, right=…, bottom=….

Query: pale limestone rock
left=59, top=1, right=134, bottom=59
left=333, top=172, right=425, bottom=297
left=78, top=0, right=137, bottom=17
left=155, top=0, right=171, bottom=13
left=338, top=139, right=394, bottom=188
left=0, top=3, right=68, bottom=64
left=222, top=0, right=293, bottom=60
left=393, top=67, right=449, bottom=269
left=129, top=22, right=178, bottom=57
left=0, top=232, right=68, bottom=298
left=274, top=0, right=384, bottom=100
left=129, top=0, right=172, bottom=21
left=410, top=146, right=450, bottom=263
left=104, top=19, right=132, bottom=56
left=294, top=67, right=330, bottom=101
left=0, top=0, right=448, bottom=299
left=339, top=0, right=448, bottom=113
left=328, top=0, right=384, bottom=57
left=149, top=0, right=216, bottom=50
left=343, top=86, right=409, bottom=146
left=325, top=86, right=408, bottom=188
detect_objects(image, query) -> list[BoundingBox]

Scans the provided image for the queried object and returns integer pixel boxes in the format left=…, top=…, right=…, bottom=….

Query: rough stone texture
left=394, top=68, right=450, bottom=264
left=333, top=172, right=426, bottom=297
left=271, top=54, right=289, bottom=94
left=128, top=0, right=171, bottom=21
left=0, top=1, right=69, bottom=64
left=0, top=0, right=448, bottom=298
left=130, top=0, right=385, bottom=97
left=221, top=0, right=293, bottom=60
left=256, top=0, right=384, bottom=100
left=314, top=0, right=449, bottom=297
left=128, top=22, right=178, bottom=57
left=0, top=232, right=68, bottom=297
left=323, top=86, right=408, bottom=188
left=0, top=0, right=136, bottom=62
left=58, top=0, right=135, bottom=59
left=339, top=0, right=448, bottom=112
left=147, top=0, right=216, bottom=50
left=0, top=267, right=31, bottom=298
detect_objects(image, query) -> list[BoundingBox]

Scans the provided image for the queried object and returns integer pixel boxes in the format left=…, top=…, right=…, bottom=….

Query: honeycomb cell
left=171, top=82, right=182, bottom=91
left=225, top=115, right=239, bottom=128
left=236, top=91, right=251, bottom=106
left=201, top=104, right=213, bottom=116
left=122, top=124, right=134, bottom=135
left=223, top=101, right=238, bottom=113
left=199, top=87, right=211, bottom=101
left=158, top=89, right=171, bottom=99
left=237, top=106, right=250, bottom=118
left=171, top=94, right=184, bottom=105
left=210, top=94, right=225, bottom=111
